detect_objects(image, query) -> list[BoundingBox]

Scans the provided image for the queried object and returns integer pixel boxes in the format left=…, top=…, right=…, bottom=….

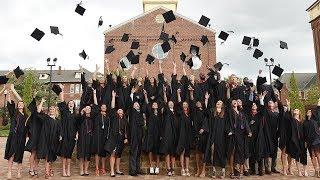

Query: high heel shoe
left=185, top=169, right=191, bottom=177
left=181, top=169, right=186, bottom=176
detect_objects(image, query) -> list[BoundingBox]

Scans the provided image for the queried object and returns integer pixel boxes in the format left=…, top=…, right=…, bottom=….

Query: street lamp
left=47, top=58, right=57, bottom=109
left=264, top=58, right=275, bottom=84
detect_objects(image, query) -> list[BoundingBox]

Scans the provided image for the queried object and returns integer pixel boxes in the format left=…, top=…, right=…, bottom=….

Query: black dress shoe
left=84, top=173, right=89, bottom=176
left=80, top=173, right=85, bottom=176
left=110, top=174, right=116, bottom=177
left=244, top=171, right=250, bottom=176
left=116, top=171, right=124, bottom=175
left=129, top=173, right=138, bottom=176
left=271, top=169, right=280, bottom=173
left=258, top=171, right=264, bottom=176
left=265, top=170, right=271, bottom=175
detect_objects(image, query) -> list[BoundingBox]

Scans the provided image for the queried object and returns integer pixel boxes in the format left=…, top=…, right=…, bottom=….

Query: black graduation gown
left=101, top=74, right=117, bottom=108
left=176, top=112, right=193, bottom=157
left=191, top=101, right=208, bottom=154
left=4, top=101, right=27, bottom=163
left=230, top=85, right=246, bottom=102
left=80, top=73, right=94, bottom=110
left=36, top=113, right=60, bottom=162
left=57, top=102, right=77, bottom=158
left=279, top=111, right=291, bottom=150
left=303, top=116, right=320, bottom=152
left=159, top=107, right=179, bottom=156
left=128, top=109, right=144, bottom=147
left=143, top=105, right=163, bottom=154
left=144, top=77, right=159, bottom=104
left=205, top=113, right=228, bottom=168
left=92, top=106, right=110, bottom=157
left=116, top=77, right=131, bottom=112
left=227, top=110, right=251, bottom=164
left=25, top=98, right=41, bottom=152
left=287, top=117, right=307, bottom=165
left=104, top=109, right=128, bottom=157
left=76, top=115, right=93, bottom=160
left=92, top=79, right=107, bottom=106
left=170, top=74, right=181, bottom=103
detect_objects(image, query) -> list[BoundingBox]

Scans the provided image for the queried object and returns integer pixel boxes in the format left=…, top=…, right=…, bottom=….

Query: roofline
left=306, top=0, right=320, bottom=11
left=103, top=6, right=216, bottom=35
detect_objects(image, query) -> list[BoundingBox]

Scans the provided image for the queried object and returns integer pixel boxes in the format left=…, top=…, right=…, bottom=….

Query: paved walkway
left=0, top=137, right=318, bottom=179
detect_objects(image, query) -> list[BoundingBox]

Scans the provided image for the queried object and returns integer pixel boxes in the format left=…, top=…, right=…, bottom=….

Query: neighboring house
left=0, top=67, right=101, bottom=108
left=279, top=73, right=317, bottom=102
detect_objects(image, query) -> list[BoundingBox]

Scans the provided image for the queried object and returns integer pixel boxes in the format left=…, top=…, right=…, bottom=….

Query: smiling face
left=152, top=102, right=158, bottom=109
left=168, top=101, right=174, bottom=109
left=100, top=104, right=107, bottom=112
left=293, top=109, right=300, bottom=116
left=196, top=101, right=202, bottom=108
left=49, top=106, right=56, bottom=117
left=133, top=102, right=140, bottom=110
left=307, top=110, right=312, bottom=119
left=268, top=101, right=275, bottom=111
left=68, top=101, right=75, bottom=110
left=117, top=109, right=124, bottom=118
left=17, top=101, right=24, bottom=110
left=237, top=99, right=242, bottom=107
left=99, top=78, right=106, bottom=85
left=231, top=100, right=238, bottom=108
left=112, top=75, right=117, bottom=83
left=251, top=103, right=258, bottom=111
left=182, top=102, right=189, bottom=111
left=84, top=106, right=91, bottom=114
left=122, top=76, right=128, bottom=83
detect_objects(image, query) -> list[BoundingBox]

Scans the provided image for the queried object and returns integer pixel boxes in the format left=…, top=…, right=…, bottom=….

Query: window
left=39, top=74, right=49, bottom=80
left=299, top=91, right=306, bottom=99
left=74, top=99, right=80, bottom=108
left=70, top=84, right=75, bottom=94
left=75, top=84, right=80, bottom=94
left=75, top=72, right=81, bottom=79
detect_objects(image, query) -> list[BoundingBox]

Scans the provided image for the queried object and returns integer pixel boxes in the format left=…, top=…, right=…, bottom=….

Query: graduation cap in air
left=79, top=50, right=88, bottom=60
left=280, top=41, right=288, bottom=49
left=0, top=76, right=9, bottom=85
left=159, top=32, right=169, bottom=41
left=190, top=45, right=200, bottom=55
left=30, top=28, right=45, bottom=41
left=253, top=49, right=263, bottom=59
left=105, top=45, right=115, bottom=54
left=273, top=79, right=284, bottom=91
left=218, top=31, right=229, bottom=41
left=253, top=38, right=259, bottom=47
left=180, top=52, right=187, bottom=62
left=257, top=76, right=267, bottom=87
left=198, top=15, right=210, bottom=27
left=186, top=58, right=193, bottom=68
left=126, top=50, right=139, bottom=64
left=121, top=33, right=130, bottom=42
left=119, top=57, right=132, bottom=70
left=171, top=35, right=177, bottom=44
left=161, top=41, right=171, bottom=53
left=13, top=66, right=24, bottom=79
left=131, top=41, right=140, bottom=49
left=52, top=84, right=62, bottom=96
left=146, top=54, right=155, bottom=64
left=242, top=36, right=251, bottom=46
left=50, top=26, right=62, bottom=36
left=162, top=10, right=176, bottom=23
left=200, top=35, right=209, bottom=46
left=272, top=65, right=284, bottom=77
left=214, top=62, right=223, bottom=71
left=75, top=2, right=86, bottom=16
left=98, top=16, right=103, bottom=27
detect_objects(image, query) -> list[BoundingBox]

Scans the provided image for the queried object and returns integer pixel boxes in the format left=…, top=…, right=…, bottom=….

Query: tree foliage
left=288, top=72, right=305, bottom=116
left=305, top=84, right=320, bottom=108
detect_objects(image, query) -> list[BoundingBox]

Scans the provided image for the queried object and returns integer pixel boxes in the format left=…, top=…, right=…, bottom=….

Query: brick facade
left=104, top=7, right=216, bottom=79
left=311, top=17, right=320, bottom=88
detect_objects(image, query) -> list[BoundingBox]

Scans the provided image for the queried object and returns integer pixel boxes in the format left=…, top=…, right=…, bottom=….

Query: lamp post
left=47, top=58, right=57, bottom=109
left=264, top=58, right=275, bottom=84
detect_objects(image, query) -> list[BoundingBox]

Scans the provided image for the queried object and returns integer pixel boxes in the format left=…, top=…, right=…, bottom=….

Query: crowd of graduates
left=3, top=60, right=320, bottom=179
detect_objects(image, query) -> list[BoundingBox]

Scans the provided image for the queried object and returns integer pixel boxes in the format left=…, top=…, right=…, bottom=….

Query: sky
left=0, top=0, right=317, bottom=81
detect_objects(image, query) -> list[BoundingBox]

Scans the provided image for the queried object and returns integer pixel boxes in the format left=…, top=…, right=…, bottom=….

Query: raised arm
left=105, top=59, right=110, bottom=75
left=189, top=85, right=194, bottom=101
left=93, top=89, right=98, bottom=105
left=130, top=65, right=137, bottom=79
left=10, top=84, right=22, bottom=101
left=159, top=61, right=163, bottom=74
left=177, top=89, right=182, bottom=103
left=173, top=62, right=177, bottom=76
left=163, top=85, right=168, bottom=104
left=143, top=89, right=149, bottom=105
left=204, top=92, right=210, bottom=108
left=182, top=63, right=187, bottom=76
left=37, top=98, right=45, bottom=113
left=59, top=84, right=65, bottom=102
left=111, top=90, right=116, bottom=109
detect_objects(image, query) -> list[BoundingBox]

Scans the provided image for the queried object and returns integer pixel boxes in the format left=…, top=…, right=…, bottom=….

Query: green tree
left=305, top=85, right=320, bottom=107
left=288, top=72, right=305, bottom=116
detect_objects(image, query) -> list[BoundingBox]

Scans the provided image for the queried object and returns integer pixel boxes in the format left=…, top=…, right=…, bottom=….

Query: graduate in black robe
left=144, top=68, right=159, bottom=104
left=286, top=102, right=308, bottom=177
left=4, top=88, right=28, bottom=179
left=36, top=99, right=60, bottom=179
left=190, top=90, right=209, bottom=177
left=57, top=85, right=77, bottom=177
left=25, top=96, right=41, bottom=177
left=142, top=90, right=163, bottom=175
left=204, top=97, right=228, bottom=179
left=80, top=70, right=94, bottom=110
left=159, top=86, right=179, bottom=176
left=176, top=88, right=193, bottom=177
left=92, top=65, right=107, bottom=106
left=304, top=104, right=320, bottom=177
left=104, top=91, right=128, bottom=177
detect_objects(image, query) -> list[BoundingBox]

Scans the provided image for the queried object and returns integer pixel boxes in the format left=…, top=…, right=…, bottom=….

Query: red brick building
left=103, top=6, right=216, bottom=78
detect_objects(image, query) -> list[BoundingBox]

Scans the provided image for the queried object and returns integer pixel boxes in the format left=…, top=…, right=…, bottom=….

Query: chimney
left=58, top=66, right=62, bottom=75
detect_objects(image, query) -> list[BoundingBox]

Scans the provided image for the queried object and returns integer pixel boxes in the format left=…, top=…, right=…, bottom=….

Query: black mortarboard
left=214, top=62, right=223, bottom=71
left=146, top=54, right=155, bottom=64
left=131, top=54, right=140, bottom=64
left=272, top=65, right=284, bottom=77
left=218, top=31, right=229, bottom=41
left=119, top=61, right=127, bottom=69
left=171, top=35, right=177, bottom=44
left=242, top=36, right=251, bottom=46
left=105, top=45, right=115, bottom=54
left=75, top=3, right=86, bottom=16
left=190, top=45, right=200, bottom=55
left=159, top=32, right=169, bottom=41
left=280, top=41, right=288, bottom=49
left=13, top=66, right=24, bottom=79
left=257, top=76, right=267, bottom=86
left=50, top=26, right=62, bottom=35
left=52, top=84, right=62, bottom=96
left=161, top=41, right=171, bottom=53
left=200, top=35, right=209, bottom=46
left=121, top=33, right=129, bottom=42
left=186, top=58, right=193, bottom=68
left=131, top=41, right=140, bottom=49
left=253, top=38, right=259, bottom=47
left=98, top=16, right=103, bottom=27
left=198, top=15, right=210, bottom=27
left=0, top=76, right=9, bottom=85
left=162, top=10, right=176, bottom=23
left=274, top=79, right=284, bottom=91
left=126, top=50, right=136, bottom=62
left=79, top=50, right=88, bottom=60
left=30, top=28, right=45, bottom=41
left=180, top=52, right=187, bottom=62
left=253, top=49, right=263, bottom=59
